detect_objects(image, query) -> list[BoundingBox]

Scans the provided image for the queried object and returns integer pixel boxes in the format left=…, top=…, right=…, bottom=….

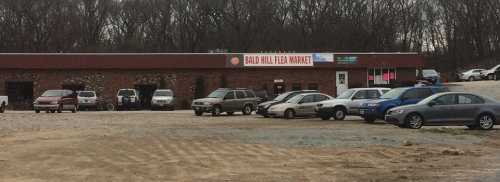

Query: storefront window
left=368, top=68, right=397, bottom=87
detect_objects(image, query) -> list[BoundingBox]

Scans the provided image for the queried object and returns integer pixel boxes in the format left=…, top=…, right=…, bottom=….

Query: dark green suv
left=191, top=88, right=259, bottom=116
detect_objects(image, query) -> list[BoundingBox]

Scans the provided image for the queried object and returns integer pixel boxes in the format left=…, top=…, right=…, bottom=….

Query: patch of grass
left=419, top=127, right=491, bottom=137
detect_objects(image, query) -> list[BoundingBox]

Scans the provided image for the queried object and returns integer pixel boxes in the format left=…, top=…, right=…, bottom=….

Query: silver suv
left=191, top=88, right=259, bottom=116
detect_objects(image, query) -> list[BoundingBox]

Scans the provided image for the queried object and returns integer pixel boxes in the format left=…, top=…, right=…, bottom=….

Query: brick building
left=0, top=53, right=423, bottom=110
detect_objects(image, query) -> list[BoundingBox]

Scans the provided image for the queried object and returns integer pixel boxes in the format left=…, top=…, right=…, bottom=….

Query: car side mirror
left=428, top=101, right=437, bottom=107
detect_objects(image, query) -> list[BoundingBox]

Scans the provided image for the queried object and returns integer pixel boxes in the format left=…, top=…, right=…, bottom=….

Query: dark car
left=385, top=92, right=500, bottom=130
left=33, top=90, right=78, bottom=113
left=421, top=69, right=440, bottom=84
left=191, top=88, right=259, bottom=116
left=257, top=90, right=318, bottom=117
left=359, top=86, right=448, bottom=122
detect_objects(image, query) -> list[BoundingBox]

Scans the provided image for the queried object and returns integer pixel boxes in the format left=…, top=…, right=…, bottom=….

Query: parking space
left=1, top=111, right=500, bottom=181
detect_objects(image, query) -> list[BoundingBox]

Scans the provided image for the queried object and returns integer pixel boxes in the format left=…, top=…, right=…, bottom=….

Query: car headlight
left=367, top=103, right=379, bottom=107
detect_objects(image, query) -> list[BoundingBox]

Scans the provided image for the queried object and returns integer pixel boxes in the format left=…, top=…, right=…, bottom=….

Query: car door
left=400, top=89, right=420, bottom=106
left=456, top=94, right=484, bottom=122
left=296, top=95, right=316, bottom=116
left=423, top=94, right=457, bottom=125
left=235, top=91, right=247, bottom=110
left=222, top=91, right=237, bottom=111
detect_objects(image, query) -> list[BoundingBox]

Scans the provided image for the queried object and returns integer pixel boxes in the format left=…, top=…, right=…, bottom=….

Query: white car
left=117, top=89, right=141, bottom=110
left=151, top=89, right=175, bottom=110
left=315, top=88, right=390, bottom=120
left=77, top=91, right=99, bottom=110
left=481, top=64, right=500, bottom=80
left=267, top=93, right=333, bottom=119
left=0, top=96, right=8, bottom=113
left=458, top=69, right=485, bottom=81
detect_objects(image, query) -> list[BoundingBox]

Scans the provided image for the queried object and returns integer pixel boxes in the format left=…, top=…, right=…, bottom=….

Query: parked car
left=77, top=91, right=98, bottom=110
left=421, top=69, right=441, bottom=84
left=316, top=88, right=390, bottom=121
left=458, top=69, right=486, bottom=81
left=151, top=89, right=175, bottom=111
left=480, top=64, right=500, bottom=80
left=385, top=92, right=500, bottom=130
left=0, top=96, right=8, bottom=113
left=257, top=90, right=318, bottom=117
left=116, top=89, right=141, bottom=110
left=191, top=88, right=259, bottom=116
left=33, top=90, right=78, bottom=113
left=359, top=86, right=448, bottom=123
left=267, top=93, right=333, bottom=119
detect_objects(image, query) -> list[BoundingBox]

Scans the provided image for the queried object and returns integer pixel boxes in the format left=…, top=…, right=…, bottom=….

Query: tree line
left=1, top=0, right=499, bottom=72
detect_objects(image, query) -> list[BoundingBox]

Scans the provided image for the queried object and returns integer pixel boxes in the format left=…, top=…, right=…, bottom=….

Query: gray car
left=385, top=92, right=500, bottom=130
left=267, top=93, right=333, bottom=119
left=191, top=88, right=259, bottom=116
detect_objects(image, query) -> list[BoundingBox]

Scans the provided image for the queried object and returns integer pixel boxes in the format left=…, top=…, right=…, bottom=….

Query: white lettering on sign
left=243, top=54, right=313, bottom=67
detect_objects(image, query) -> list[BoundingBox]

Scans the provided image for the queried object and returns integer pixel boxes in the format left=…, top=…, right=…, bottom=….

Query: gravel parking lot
left=1, top=111, right=500, bottom=181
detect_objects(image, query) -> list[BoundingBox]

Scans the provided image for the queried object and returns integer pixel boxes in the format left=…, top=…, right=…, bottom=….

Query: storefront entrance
left=336, top=71, right=349, bottom=96
left=134, top=84, right=157, bottom=109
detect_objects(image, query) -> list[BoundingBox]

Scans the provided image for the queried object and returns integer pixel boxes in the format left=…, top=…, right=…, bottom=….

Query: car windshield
left=380, top=88, right=407, bottom=99
left=42, top=90, right=65, bottom=97
left=78, top=92, right=95, bottom=97
left=207, top=90, right=226, bottom=98
left=154, top=90, right=173, bottom=97
left=337, top=89, right=355, bottom=99
left=423, top=70, right=439, bottom=76
left=273, top=92, right=296, bottom=101
left=286, top=95, right=303, bottom=103
left=118, top=90, right=135, bottom=96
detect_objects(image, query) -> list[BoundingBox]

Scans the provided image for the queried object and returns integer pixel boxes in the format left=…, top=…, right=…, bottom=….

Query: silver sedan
left=268, top=93, right=333, bottom=119
left=385, top=92, right=500, bottom=130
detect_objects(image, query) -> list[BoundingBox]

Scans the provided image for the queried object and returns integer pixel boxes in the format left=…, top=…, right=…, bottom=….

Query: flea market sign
left=226, top=53, right=335, bottom=67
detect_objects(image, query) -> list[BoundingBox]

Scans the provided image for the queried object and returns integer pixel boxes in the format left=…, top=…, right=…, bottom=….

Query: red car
left=33, top=90, right=78, bottom=113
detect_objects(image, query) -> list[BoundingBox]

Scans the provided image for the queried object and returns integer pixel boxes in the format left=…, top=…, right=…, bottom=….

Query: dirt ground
left=1, top=111, right=500, bottom=182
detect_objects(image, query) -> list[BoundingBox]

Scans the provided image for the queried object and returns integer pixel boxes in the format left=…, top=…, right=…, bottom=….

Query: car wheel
left=0, top=103, right=5, bottom=113
left=227, top=112, right=234, bottom=116
left=364, top=117, right=376, bottom=123
left=333, top=108, right=347, bottom=121
left=284, top=109, right=295, bottom=119
left=405, top=113, right=424, bottom=129
left=50, top=110, right=56, bottom=113
left=195, top=110, right=203, bottom=116
left=468, top=77, right=474, bottom=81
left=35, top=110, right=40, bottom=113
left=212, top=106, right=222, bottom=117
left=242, top=105, right=252, bottom=115
left=106, top=104, right=115, bottom=111
left=477, top=114, right=495, bottom=130
left=263, top=114, right=270, bottom=118
left=57, top=104, right=63, bottom=113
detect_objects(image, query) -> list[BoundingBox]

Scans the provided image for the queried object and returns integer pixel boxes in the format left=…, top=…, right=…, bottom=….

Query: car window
left=473, top=70, right=482, bottom=73
left=235, top=91, right=246, bottom=99
left=245, top=91, right=255, bottom=98
left=458, top=94, right=484, bottom=104
left=434, top=94, right=457, bottom=105
left=417, top=88, right=433, bottom=99
left=314, top=94, right=330, bottom=102
left=300, top=95, right=315, bottom=104
left=366, top=90, right=381, bottom=99
left=224, top=91, right=235, bottom=100
left=79, top=92, right=95, bottom=97
left=381, top=89, right=390, bottom=94
left=352, top=91, right=367, bottom=100
left=402, top=89, right=419, bottom=100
